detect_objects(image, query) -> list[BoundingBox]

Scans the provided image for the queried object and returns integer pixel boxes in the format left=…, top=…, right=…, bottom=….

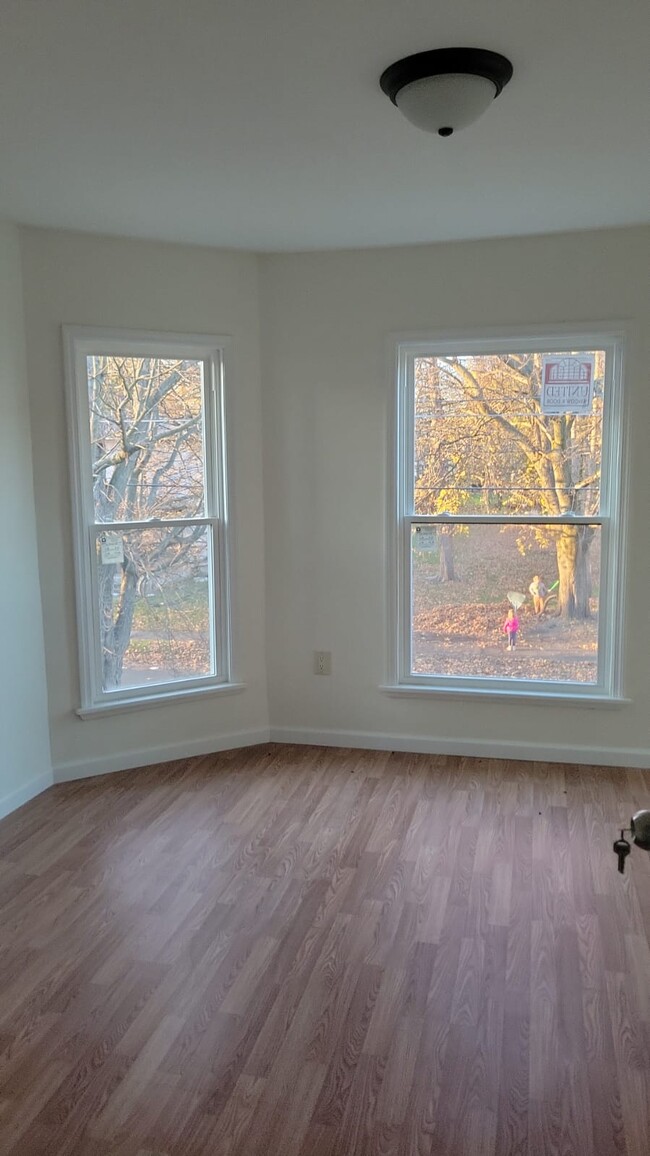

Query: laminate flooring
left=0, top=744, right=649, bottom=1155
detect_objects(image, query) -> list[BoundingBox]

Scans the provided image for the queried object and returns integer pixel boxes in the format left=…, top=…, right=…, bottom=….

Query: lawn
left=120, top=577, right=211, bottom=680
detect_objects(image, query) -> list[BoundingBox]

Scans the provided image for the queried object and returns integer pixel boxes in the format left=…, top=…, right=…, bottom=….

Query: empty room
left=1, top=2, right=649, bottom=1154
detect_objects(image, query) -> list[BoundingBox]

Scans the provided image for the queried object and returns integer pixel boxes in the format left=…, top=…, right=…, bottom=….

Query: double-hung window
left=65, top=328, right=233, bottom=714
left=393, top=330, right=627, bottom=700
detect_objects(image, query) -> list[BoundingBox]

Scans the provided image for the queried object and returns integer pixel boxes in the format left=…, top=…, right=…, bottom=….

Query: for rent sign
left=540, top=354, right=595, bottom=415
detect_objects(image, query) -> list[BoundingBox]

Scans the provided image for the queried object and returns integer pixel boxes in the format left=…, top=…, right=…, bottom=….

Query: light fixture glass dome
left=395, top=73, right=498, bottom=136
left=380, top=47, right=513, bottom=137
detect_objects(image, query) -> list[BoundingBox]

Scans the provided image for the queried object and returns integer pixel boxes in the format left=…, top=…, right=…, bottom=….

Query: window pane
left=414, top=351, right=604, bottom=517
left=411, top=523, right=600, bottom=684
left=87, top=355, right=206, bottom=522
left=95, top=526, right=213, bottom=692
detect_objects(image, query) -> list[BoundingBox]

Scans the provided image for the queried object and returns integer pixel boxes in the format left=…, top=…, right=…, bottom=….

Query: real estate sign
left=540, top=354, right=595, bottom=415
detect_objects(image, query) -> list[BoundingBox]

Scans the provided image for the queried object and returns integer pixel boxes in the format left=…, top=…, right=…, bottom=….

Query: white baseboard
left=53, top=728, right=271, bottom=783
left=0, top=770, right=54, bottom=821
left=269, top=726, right=650, bottom=769
left=48, top=722, right=650, bottom=786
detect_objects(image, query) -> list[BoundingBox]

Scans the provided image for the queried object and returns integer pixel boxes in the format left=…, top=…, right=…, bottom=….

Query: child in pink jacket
left=503, top=607, right=519, bottom=650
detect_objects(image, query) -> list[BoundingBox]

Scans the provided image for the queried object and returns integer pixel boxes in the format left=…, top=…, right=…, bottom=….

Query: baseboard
left=53, top=727, right=271, bottom=783
left=269, top=726, right=650, bottom=769
left=0, top=770, right=54, bottom=821
left=49, top=721, right=650, bottom=784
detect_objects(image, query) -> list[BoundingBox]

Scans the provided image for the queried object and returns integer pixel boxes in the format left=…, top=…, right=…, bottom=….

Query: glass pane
left=413, top=351, right=604, bottom=517
left=87, top=355, right=205, bottom=522
left=95, top=526, right=213, bottom=692
left=411, top=523, right=601, bottom=684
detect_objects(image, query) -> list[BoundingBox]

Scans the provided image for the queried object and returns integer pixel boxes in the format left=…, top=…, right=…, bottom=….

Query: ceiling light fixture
left=380, top=47, right=513, bottom=137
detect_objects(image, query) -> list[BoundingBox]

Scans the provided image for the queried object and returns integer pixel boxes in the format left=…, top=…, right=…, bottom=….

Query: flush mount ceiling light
left=380, top=47, right=513, bottom=137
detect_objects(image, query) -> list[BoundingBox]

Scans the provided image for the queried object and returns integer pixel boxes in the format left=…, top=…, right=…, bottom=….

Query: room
left=1, top=1, right=649, bottom=1153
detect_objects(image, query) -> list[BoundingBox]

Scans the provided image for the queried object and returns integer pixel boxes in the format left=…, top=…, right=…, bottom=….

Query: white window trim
left=387, top=324, right=630, bottom=703
left=64, top=326, right=239, bottom=715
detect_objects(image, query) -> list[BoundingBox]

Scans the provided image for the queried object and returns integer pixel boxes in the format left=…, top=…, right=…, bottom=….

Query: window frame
left=64, top=326, right=237, bottom=715
left=388, top=326, right=629, bottom=703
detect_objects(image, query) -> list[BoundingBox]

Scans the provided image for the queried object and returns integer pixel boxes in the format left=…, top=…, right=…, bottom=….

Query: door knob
left=631, top=809, right=650, bottom=851
left=613, top=809, right=650, bottom=872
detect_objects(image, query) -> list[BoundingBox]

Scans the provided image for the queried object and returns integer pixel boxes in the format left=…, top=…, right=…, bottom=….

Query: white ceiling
left=0, top=0, right=648, bottom=251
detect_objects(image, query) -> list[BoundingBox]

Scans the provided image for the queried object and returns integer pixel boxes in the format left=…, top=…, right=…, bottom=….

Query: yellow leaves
left=412, top=349, right=603, bottom=518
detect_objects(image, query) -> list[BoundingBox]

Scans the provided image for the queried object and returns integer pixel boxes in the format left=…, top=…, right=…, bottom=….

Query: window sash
left=78, top=348, right=222, bottom=526
left=400, top=517, right=614, bottom=696
left=88, top=518, right=226, bottom=700
left=65, top=328, right=233, bottom=710
left=393, top=329, right=626, bottom=698
left=398, top=332, right=622, bottom=519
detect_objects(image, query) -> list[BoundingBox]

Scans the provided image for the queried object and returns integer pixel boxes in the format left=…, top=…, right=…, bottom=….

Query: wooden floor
left=1, top=745, right=649, bottom=1155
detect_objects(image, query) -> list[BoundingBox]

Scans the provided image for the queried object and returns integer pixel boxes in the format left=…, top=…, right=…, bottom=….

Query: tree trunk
left=98, top=563, right=116, bottom=684
left=575, top=525, right=594, bottom=617
left=439, top=530, right=456, bottom=582
left=556, top=525, right=592, bottom=619
left=101, top=559, right=138, bottom=688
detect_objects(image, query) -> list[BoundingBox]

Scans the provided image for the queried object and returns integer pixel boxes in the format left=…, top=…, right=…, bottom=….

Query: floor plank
left=0, top=743, right=649, bottom=1154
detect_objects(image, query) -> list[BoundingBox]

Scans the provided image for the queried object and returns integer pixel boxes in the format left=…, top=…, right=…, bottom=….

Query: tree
left=413, top=357, right=466, bottom=582
left=438, top=527, right=456, bottom=582
left=414, top=352, right=603, bottom=618
left=89, top=355, right=207, bottom=687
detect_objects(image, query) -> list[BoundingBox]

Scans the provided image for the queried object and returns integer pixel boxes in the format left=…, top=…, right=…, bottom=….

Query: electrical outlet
left=314, top=650, right=332, bottom=675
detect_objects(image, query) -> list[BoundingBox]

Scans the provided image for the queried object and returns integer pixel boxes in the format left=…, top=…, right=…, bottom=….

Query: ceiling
left=0, top=0, right=648, bottom=251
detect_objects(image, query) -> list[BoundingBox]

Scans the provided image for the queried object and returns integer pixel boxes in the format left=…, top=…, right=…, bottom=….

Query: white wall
left=260, top=226, right=650, bottom=765
left=14, top=223, right=650, bottom=791
left=20, top=228, right=269, bottom=779
left=0, top=222, right=52, bottom=816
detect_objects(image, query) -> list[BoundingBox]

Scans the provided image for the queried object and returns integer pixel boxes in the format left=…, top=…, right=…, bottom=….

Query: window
left=392, top=330, right=626, bottom=700
left=65, top=328, right=234, bottom=713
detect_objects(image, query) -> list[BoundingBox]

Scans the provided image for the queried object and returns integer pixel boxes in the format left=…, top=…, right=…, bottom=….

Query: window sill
left=77, top=681, right=246, bottom=720
left=380, top=684, right=630, bottom=708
